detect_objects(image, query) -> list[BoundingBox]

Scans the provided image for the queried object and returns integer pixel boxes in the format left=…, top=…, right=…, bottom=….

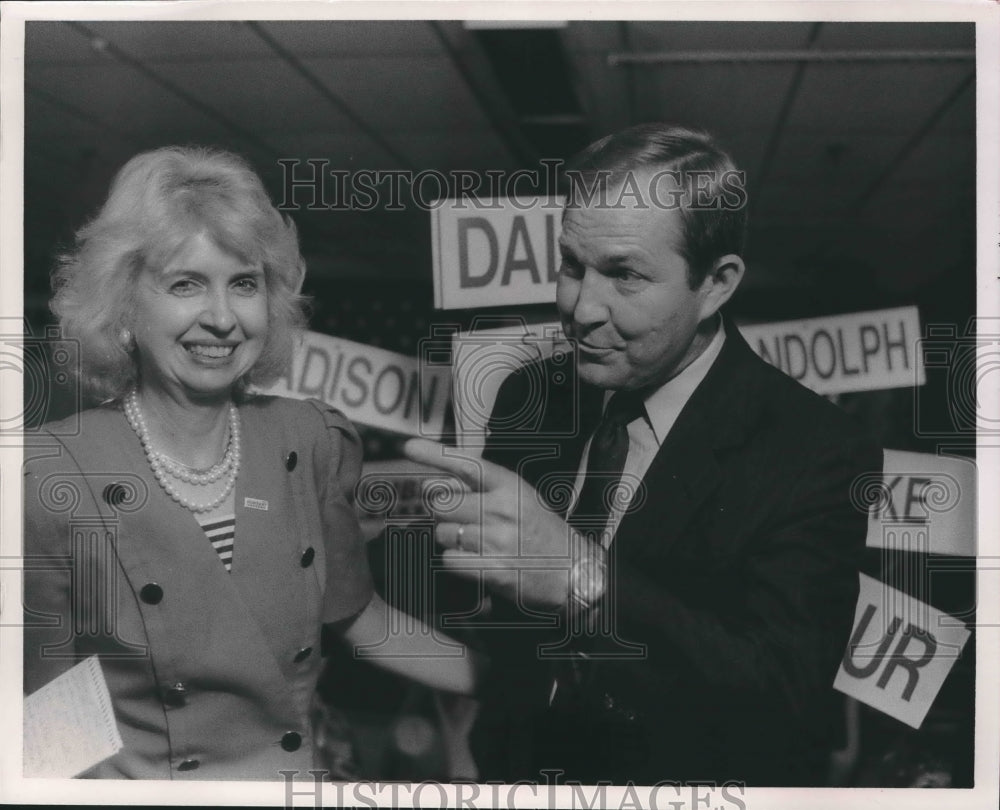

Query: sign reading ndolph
left=737, top=306, right=925, bottom=395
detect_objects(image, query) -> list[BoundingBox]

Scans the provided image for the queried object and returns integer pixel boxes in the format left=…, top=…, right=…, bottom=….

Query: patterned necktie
left=551, top=390, right=645, bottom=712
left=569, top=390, right=646, bottom=544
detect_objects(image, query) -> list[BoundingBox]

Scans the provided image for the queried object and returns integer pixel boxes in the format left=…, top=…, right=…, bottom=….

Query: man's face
left=556, top=170, right=717, bottom=391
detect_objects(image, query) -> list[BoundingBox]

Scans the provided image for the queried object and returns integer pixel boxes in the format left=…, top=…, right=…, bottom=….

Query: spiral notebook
left=23, top=656, right=123, bottom=778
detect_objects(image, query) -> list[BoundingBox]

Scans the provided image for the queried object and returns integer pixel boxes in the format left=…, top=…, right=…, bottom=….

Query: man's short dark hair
left=562, top=123, right=748, bottom=288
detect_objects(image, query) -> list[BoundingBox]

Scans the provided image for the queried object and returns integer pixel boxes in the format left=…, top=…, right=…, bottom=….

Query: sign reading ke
left=834, top=573, right=970, bottom=728
left=865, top=450, right=976, bottom=557
left=737, top=306, right=925, bottom=395
left=431, top=197, right=563, bottom=310
left=262, top=331, right=450, bottom=438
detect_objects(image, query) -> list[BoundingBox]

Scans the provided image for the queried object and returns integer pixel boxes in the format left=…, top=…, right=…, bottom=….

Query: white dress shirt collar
left=608, top=315, right=726, bottom=446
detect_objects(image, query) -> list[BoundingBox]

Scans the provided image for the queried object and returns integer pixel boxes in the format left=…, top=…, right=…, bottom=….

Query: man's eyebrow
left=557, top=244, right=641, bottom=266
left=605, top=253, right=636, bottom=265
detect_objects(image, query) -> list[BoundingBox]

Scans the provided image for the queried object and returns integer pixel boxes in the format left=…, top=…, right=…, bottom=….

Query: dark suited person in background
left=406, top=124, right=882, bottom=786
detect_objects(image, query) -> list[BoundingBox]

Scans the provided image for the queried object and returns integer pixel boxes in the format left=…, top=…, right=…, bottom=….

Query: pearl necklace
left=124, top=390, right=241, bottom=514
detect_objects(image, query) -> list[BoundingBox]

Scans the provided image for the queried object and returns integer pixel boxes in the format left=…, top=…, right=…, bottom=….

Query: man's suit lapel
left=544, top=383, right=603, bottom=517
left=613, top=321, right=765, bottom=559
left=509, top=375, right=603, bottom=517
left=615, top=408, right=723, bottom=558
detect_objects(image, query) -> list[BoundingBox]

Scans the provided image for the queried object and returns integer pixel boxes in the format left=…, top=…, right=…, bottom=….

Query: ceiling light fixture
left=463, top=20, right=568, bottom=30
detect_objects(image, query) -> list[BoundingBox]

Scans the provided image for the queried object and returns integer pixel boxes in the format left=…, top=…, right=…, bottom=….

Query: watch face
left=571, top=556, right=607, bottom=606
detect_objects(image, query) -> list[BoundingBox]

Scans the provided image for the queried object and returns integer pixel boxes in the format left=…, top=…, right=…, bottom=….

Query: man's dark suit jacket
left=470, top=319, right=882, bottom=786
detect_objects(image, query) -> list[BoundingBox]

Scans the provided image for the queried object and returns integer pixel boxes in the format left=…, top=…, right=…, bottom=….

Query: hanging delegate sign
left=431, top=197, right=563, bottom=310
left=865, top=450, right=976, bottom=556
left=449, top=320, right=570, bottom=451
left=834, top=573, right=970, bottom=729
left=449, top=309, right=928, bottom=446
left=737, top=306, right=925, bottom=395
left=262, top=331, right=450, bottom=438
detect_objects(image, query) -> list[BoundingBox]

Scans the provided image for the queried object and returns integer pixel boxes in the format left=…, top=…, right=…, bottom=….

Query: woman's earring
left=119, top=328, right=135, bottom=351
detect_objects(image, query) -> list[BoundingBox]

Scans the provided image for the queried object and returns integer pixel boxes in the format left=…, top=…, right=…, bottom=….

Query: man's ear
left=697, top=254, right=745, bottom=321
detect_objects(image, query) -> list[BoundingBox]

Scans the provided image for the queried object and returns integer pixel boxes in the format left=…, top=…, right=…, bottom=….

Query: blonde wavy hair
left=51, top=145, right=308, bottom=402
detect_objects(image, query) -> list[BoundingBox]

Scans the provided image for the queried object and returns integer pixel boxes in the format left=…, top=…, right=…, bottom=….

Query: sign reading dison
left=262, top=331, right=450, bottom=438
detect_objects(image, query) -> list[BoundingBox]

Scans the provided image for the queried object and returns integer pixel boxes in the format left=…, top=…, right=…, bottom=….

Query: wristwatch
left=569, top=543, right=608, bottom=610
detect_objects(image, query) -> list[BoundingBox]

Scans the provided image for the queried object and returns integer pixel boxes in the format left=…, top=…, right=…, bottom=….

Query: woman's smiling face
left=131, top=231, right=269, bottom=402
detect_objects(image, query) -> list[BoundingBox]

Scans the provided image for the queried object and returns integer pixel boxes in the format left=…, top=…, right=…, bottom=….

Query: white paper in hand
left=23, top=656, right=123, bottom=777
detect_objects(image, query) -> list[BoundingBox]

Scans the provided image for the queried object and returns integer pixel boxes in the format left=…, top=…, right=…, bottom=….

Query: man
left=406, top=124, right=882, bottom=786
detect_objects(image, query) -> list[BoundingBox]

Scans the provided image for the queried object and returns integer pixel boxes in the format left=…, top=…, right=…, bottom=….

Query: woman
left=23, top=146, right=477, bottom=779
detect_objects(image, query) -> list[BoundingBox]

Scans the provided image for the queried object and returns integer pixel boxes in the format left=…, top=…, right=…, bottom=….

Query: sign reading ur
left=834, top=573, right=970, bottom=729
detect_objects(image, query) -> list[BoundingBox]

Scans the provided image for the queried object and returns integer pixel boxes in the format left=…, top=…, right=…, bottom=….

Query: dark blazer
left=23, top=396, right=373, bottom=779
left=471, top=320, right=882, bottom=786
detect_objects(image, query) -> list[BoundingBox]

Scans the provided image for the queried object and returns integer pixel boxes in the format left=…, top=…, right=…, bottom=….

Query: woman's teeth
left=187, top=344, right=235, bottom=358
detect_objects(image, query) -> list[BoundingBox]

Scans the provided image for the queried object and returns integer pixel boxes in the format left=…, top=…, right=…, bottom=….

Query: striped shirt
left=197, top=514, right=235, bottom=572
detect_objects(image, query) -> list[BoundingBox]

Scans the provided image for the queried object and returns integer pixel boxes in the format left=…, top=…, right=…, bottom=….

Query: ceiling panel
left=379, top=132, right=516, bottom=172
left=864, top=184, right=971, bottom=226
left=83, top=20, right=266, bottom=60
left=787, top=63, right=972, bottom=134
left=25, top=21, right=107, bottom=63
left=27, top=64, right=239, bottom=141
left=258, top=20, right=443, bottom=56
left=635, top=64, right=795, bottom=134
left=260, top=133, right=410, bottom=173
left=18, top=19, right=976, bottom=313
left=924, top=78, right=975, bottom=133
left=558, top=52, right=630, bottom=136
left=152, top=59, right=358, bottom=134
left=743, top=223, right=843, bottom=276
left=877, top=133, right=975, bottom=186
left=851, top=230, right=967, bottom=292
left=627, top=21, right=816, bottom=50
left=758, top=134, right=903, bottom=187
left=707, top=132, right=767, bottom=182
left=815, top=21, right=974, bottom=50
left=752, top=181, right=867, bottom=222
left=299, top=56, right=496, bottom=132
left=25, top=88, right=124, bottom=141
left=753, top=135, right=905, bottom=220
left=561, top=20, right=625, bottom=52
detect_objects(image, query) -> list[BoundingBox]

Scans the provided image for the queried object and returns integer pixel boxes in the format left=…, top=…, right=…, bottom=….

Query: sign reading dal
left=431, top=197, right=563, bottom=310
left=737, top=306, right=925, bottom=395
left=262, top=331, right=450, bottom=438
